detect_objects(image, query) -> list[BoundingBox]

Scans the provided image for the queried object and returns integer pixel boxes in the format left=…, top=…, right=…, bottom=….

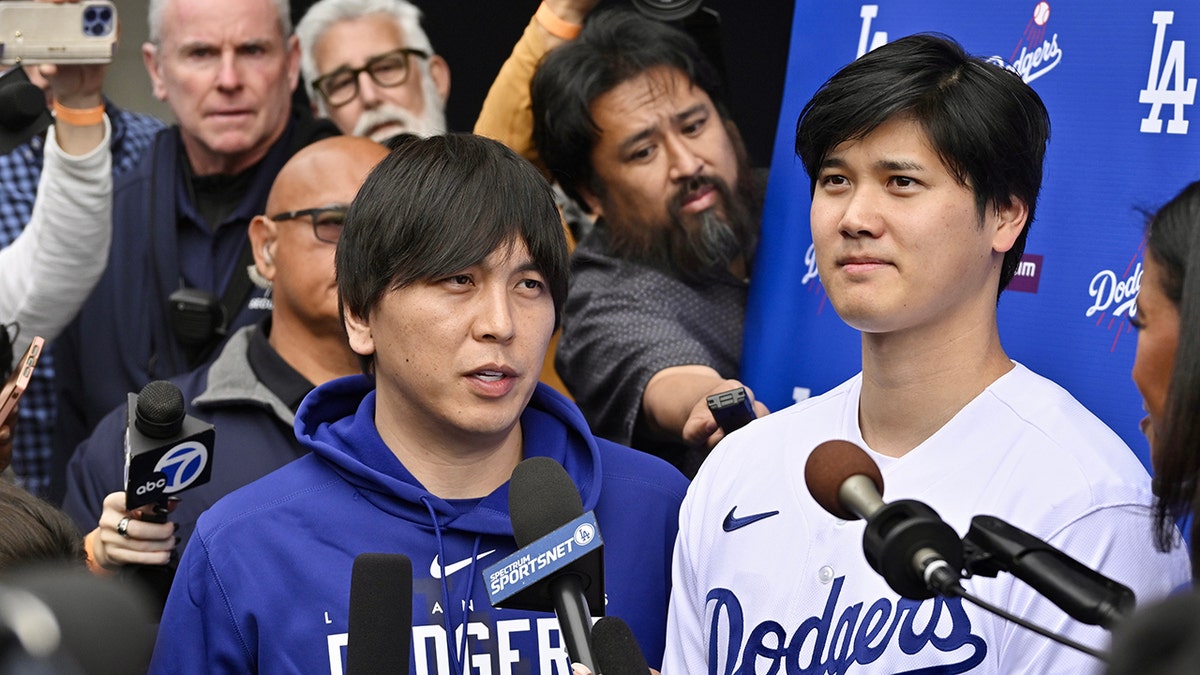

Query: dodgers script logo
left=1086, top=262, right=1142, bottom=321
left=154, top=441, right=208, bottom=493
left=859, top=3, right=1063, bottom=85
left=1086, top=247, right=1143, bottom=351
left=705, top=578, right=985, bottom=674
left=799, top=243, right=832, bottom=322
left=1003, top=2, right=1063, bottom=84
left=801, top=243, right=819, bottom=287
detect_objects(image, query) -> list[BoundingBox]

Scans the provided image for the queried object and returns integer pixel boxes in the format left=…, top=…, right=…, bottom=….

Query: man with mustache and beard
left=296, top=0, right=450, bottom=142
left=295, top=0, right=593, bottom=147
left=531, top=9, right=768, bottom=477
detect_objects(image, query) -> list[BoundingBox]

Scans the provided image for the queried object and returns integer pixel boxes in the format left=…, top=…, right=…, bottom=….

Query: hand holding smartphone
left=0, top=1, right=118, bottom=65
left=0, top=335, right=44, bottom=423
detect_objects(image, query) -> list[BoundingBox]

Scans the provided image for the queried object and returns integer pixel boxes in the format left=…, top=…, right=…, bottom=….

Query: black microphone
left=124, top=380, right=215, bottom=515
left=505, top=457, right=602, bottom=670
left=592, top=616, right=649, bottom=675
left=964, top=515, right=1135, bottom=629
left=122, top=380, right=215, bottom=611
left=0, top=564, right=157, bottom=675
left=0, top=82, right=45, bottom=129
left=346, top=553, right=412, bottom=675
left=0, top=68, right=52, bottom=155
left=804, top=440, right=963, bottom=599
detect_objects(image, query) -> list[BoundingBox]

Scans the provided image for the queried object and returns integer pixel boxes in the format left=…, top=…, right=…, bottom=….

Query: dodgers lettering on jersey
left=326, top=614, right=573, bottom=675
left=705, top=577, right=986, bottom=675
left=324, top=573, right=578, bottom=675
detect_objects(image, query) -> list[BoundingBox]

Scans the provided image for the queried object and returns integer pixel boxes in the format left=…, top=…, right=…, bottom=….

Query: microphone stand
left=962, top=515, right=1135, bottom=629
left=862, top=506, right=1117, bottom=663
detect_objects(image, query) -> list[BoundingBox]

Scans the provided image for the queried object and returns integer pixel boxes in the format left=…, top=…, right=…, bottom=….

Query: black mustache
left=669, top=175, right=725, bottom=213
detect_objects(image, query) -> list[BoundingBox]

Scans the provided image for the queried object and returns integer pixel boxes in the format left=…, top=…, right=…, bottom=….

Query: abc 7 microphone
left=124, top=380, right=215, bottom=518
left=122, top=380, right=214, bottom=609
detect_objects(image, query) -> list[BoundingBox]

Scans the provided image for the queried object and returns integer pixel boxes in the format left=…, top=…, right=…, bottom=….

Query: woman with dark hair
left=0, top=478, right=157, bottom=674
left=1130, top=180, right=1200, bottom=572
left=0, top=479, right=85, bottom=573
left=1106, top=181, right=1200, bottom=675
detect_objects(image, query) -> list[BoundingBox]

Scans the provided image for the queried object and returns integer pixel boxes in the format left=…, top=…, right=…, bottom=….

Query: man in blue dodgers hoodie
left=152, top=133, right=689, bottom=674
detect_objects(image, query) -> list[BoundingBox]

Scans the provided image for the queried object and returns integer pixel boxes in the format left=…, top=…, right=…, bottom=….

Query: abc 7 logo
left=150, top=441, right=209, bottom=493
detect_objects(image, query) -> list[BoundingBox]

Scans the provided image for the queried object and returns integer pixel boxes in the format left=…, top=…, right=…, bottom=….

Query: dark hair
left=0, top=480, right=85, bottom=573
left=795, top=33, right=1050, bottom=295
left=1145, top=181, right=1200, bottom=571
left=337, top=133, right=569, bottom=373
left=531, top=8, right=727, bottom=206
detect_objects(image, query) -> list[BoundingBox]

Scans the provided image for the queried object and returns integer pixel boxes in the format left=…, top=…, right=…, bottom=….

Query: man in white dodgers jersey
left=662, top=34, right=1190, bottom=675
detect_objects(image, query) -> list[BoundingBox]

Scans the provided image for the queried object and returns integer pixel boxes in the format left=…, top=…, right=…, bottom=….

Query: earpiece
left=262, top=245, right=273, bottom=265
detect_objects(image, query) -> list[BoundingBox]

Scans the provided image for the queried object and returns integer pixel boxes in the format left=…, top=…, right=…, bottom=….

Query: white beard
left=350, top=74, right=447, bottom=141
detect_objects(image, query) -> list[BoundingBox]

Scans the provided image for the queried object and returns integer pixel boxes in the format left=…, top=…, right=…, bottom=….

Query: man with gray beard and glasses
left=531, top=8, right=767, bottom=477
left=296, top=0, right=450, bottom=142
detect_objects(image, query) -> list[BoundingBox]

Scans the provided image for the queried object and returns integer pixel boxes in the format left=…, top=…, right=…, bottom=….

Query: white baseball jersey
left=664, top=362, right=1190, bottom=675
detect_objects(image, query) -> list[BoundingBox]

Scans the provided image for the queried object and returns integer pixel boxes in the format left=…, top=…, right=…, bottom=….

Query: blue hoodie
left=151, top=375, right=688, bottom=674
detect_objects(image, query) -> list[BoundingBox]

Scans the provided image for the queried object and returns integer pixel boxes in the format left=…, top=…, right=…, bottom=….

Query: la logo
left=1140, top=11, right=1196, bottom=134
left=857, top=5, right=887, bottom=58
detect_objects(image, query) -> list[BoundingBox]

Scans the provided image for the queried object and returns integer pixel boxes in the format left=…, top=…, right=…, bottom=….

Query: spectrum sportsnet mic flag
left=483, top=512, right=603, bottom=609
left=743, top=1, right=1200, bottom=473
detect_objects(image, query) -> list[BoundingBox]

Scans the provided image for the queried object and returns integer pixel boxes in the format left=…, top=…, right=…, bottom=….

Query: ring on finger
left=117, top=516, right=130, bottom=538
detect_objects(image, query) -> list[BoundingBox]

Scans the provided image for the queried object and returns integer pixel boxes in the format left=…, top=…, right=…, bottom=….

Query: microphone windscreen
left=592, top=616, right=649, bottom=675
left=346, top=553, right=412, bottom=675
left=0, top=83, right=46, bottom=130
left=134, top=380, right=186, bottom=439
left=4, top=564, right=157, bottom=675
left=804, top=440, right=884, bottom=520
left=509, top=457, right=583, bottom=547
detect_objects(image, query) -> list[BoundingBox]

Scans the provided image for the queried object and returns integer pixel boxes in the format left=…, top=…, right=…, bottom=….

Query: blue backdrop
left=742, top=1, right=1200, bottom=472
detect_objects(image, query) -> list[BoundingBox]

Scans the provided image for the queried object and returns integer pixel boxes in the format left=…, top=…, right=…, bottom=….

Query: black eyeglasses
left=312, top=48, right=430, bottom=108
left=269, top=206, right=347, bottom=244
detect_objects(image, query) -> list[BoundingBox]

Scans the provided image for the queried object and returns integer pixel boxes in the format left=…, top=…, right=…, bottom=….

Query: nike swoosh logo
left=430, top=550, right=496, bottom=579
left=722, top=506, right=780, bottom=532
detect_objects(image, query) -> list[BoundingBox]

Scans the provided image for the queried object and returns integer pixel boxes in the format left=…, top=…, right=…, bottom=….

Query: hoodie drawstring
left=422, top=496, right=482, bottom=675
left=460, top=535, right=483, bottom=673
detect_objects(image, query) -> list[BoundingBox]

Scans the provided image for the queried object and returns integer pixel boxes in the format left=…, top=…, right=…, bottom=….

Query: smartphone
left=706, top=386, right=757, bottom=434
left=0, top=1, right=117, bottom=65
left=0, top=336, right=44, bottom=422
